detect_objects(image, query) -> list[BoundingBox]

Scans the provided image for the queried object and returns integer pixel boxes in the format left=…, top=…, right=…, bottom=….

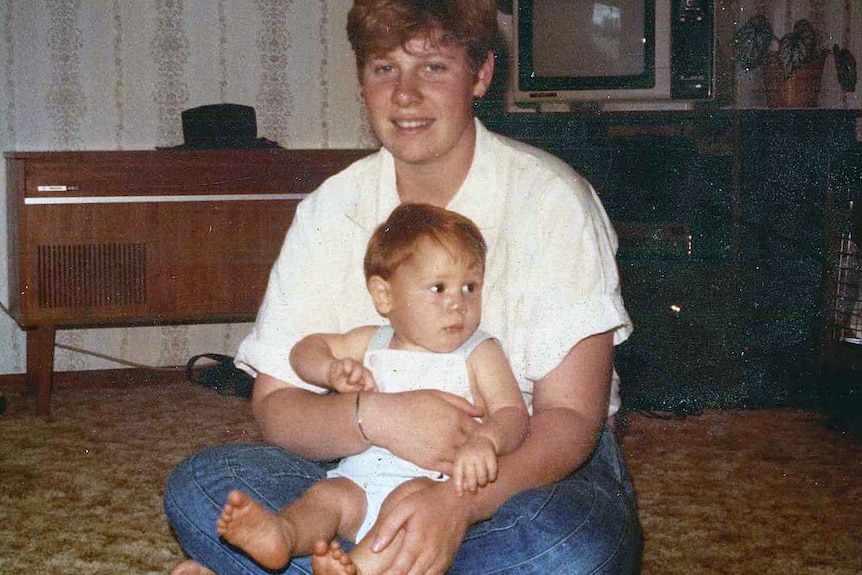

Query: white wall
left=0, top=0, right=377, bottom=374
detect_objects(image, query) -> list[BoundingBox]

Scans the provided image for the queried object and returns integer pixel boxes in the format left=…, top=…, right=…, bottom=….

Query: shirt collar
left=343, top=148, right=399, bottom=236
left=448, top=119, right=496, bottom=232
left=347, top=118, right=495, bottom=235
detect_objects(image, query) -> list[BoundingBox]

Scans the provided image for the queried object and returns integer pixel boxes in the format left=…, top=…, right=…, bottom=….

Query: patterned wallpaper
left=0, top=0, right=860, bottom=375
left=0, top=0, right=375, bottom=374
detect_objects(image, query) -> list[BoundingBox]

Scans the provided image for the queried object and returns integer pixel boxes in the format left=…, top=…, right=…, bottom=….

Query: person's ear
left=472, top=51, right=495, bottom=98
left=367, top=275, right=392, bottom=317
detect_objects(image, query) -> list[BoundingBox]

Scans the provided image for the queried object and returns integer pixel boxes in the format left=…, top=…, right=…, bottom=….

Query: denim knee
left=164, top=443, right=326, bottom=525
left=452, top=430, right=642, bottom=574
left=164, top=444, right=329, bottom=575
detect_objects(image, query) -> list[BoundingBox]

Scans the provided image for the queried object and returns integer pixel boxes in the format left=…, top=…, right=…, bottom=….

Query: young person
left=215, top=203, right=529, bottom=574
left=165, top=1, right=643, bottom=573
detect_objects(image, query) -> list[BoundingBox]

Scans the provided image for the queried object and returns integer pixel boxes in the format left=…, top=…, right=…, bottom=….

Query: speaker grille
left=37, top=243, right=147, bottom=309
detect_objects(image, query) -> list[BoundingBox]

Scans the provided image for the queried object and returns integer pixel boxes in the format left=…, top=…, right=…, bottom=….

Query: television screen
left=519, top=0, right=655, bottom=91
left=531, top=0, right=648, bottom=79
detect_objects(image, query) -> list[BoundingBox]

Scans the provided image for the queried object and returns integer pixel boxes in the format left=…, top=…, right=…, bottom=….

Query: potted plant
left=734, top=15, right=857, bottom=108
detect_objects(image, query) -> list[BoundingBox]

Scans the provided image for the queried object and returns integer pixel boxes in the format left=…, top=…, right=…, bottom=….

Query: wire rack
left=820, top=152, right=862, bottom=369
left=826, top=195, right=862, bottom=352
left=831, top=227, right=862, bottom=345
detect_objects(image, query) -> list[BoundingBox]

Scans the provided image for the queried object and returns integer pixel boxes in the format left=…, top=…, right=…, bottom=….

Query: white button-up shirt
left=236, top=120, right=632, bottom=415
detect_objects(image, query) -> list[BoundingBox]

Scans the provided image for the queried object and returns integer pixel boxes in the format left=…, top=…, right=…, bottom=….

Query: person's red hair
left=347, top=0, right=499, bottom=76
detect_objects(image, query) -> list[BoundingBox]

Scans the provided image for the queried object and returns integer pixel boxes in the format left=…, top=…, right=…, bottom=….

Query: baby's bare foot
left=311, top=540, right=360, bottom=575
left=169, top=559, right=216, bottom=575
left=216, top=489, right=292, bottom=570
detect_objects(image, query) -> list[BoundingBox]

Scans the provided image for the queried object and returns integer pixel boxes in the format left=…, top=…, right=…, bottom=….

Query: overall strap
left=454, top=329, right=495, bottom=359
left=367, top=325, right=494, bottom=357
left=366, top=325, right=395, bottom=351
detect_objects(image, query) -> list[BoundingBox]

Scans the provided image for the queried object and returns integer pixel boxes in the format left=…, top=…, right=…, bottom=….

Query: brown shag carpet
left=1, top=373, right=860, bottom=575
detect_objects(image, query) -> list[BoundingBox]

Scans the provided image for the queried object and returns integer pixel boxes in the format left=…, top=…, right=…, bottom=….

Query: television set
left=507, top=0, right=732, bottom=112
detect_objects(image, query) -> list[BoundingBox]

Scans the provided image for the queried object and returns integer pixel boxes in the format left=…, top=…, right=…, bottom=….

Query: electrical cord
left=53, top=342, right=169, bottom=370
left=1, top=297, right=177, bottom=370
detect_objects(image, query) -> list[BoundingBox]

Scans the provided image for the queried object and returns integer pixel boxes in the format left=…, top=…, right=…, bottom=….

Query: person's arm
left=466, top=339, right=529, bottom=457
left=368, top=331, right=614, bottom=575
left=464, top=330, right=612, bottom=510
left=289, top=327, right=378, bottom=392
left=249, top=327, right=377, bottom=461
left=252, top=374, right=483, bottom=465
left=255, top=312, right=484, bottom=463
left=451, top=339, right=529, bottom=494
left=252, top=377, right=368, bottom=460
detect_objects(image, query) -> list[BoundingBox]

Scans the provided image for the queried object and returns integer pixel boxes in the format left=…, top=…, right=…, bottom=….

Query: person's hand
left=364, top=390, right=482, bottom=474
left=370, top=479, right=472, bottom=575
left=326, top=358, right=377, bottom=393
left=452, top=434, right=498, bottom=495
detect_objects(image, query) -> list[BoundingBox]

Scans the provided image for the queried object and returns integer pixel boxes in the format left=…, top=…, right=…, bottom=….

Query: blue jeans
left=164, top=427, right=643, bottom=574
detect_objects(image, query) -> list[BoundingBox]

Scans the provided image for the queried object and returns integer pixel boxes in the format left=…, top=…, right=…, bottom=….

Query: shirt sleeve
left=517, top=170, right=632, bottom=384
left=234, top=195, right=345, bottom=393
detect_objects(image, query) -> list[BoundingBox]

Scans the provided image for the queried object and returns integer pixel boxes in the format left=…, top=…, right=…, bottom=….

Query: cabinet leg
left=26, top=326, right=56, bottom=416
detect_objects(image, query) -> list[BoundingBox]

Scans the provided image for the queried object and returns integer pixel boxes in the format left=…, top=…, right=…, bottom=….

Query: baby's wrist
left=472, top=430, right=500, bottom=454
left=323, top=358, right=338, bottom=387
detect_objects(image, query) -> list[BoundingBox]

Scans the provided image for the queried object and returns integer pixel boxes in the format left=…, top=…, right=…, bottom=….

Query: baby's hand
left=327, top=358, right=377, bottom=393
left=452, top=434, right=498, bottom=496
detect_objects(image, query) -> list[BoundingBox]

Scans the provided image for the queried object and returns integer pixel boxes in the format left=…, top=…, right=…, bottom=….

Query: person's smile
left=391, top=117, right=436, bottom=136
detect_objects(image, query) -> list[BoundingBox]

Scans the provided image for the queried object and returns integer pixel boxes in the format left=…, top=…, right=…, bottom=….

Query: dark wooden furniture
left=479, top=108, right=861, bottom=411
left=5, top=149, right=372, bottom=414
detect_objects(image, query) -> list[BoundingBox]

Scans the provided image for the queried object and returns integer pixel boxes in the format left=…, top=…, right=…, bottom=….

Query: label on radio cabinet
left=37, top=185, right=81, bottom=192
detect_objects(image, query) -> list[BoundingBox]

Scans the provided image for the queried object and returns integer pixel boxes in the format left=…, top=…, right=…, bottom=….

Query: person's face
left=370, top=239, right=484, bottom=354
left=360, top=34, right=493, bottom=170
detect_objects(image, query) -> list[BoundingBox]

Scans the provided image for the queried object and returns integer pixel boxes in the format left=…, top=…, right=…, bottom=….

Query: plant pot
left=765, top=50, right=826, bottom=108
left=735, top=62, right=768, bottom=108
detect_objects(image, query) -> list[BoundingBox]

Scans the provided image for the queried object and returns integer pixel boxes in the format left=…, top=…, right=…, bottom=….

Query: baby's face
left=385, top=240, right=483, bottom=353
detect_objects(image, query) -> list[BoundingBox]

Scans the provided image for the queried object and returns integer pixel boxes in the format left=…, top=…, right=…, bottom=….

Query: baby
left=216, top=203, right=529, bottom=575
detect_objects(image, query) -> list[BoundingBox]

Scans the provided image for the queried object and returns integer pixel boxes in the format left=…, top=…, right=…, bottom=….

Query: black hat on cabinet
left=163, top=103, right=280, bottom=150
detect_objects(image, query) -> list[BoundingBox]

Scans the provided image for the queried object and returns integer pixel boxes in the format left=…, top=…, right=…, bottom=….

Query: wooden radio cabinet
left=5, top=149, right=371, bottom=414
